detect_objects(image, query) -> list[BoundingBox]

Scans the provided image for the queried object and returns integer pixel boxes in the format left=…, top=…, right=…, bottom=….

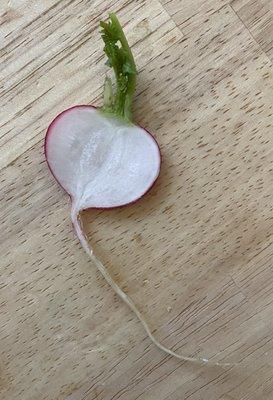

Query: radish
left=45, top=13, right=232, bottom=366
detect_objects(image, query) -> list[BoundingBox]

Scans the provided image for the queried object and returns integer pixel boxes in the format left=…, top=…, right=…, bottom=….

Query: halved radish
left=45, top=105, right=160, bottom=210
left=45, top=13, right=232, bottom=366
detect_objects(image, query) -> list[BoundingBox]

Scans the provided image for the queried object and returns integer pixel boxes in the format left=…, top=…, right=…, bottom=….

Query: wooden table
left=2, top=1, right=273, bottom=399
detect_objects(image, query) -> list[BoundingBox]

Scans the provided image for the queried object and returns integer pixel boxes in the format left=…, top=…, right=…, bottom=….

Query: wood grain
left=2, top=0, right=273, bottom=399
left=232, top=0, right=273, bottom=61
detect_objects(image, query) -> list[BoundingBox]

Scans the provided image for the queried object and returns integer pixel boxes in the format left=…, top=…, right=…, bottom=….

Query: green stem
left=100, top=13, right=137, bottom=123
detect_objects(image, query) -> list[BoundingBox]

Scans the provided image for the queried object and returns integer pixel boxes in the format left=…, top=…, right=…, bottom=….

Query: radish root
left=71, top=206, right=234, bottom=367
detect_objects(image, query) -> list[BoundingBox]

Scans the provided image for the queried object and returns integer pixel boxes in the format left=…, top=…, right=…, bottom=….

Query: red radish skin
left=45, top=13, right=233, bottom=367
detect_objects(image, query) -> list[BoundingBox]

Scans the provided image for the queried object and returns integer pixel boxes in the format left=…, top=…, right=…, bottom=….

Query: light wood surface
left=2, top=0, right=273, bottom=399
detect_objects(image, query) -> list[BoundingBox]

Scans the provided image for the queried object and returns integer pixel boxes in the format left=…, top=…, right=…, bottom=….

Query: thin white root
left=71, top=207, right=234, bottom=367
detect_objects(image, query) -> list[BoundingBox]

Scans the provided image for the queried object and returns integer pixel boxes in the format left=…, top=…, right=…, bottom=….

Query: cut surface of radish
left=45, top=106, right=160, bottom=210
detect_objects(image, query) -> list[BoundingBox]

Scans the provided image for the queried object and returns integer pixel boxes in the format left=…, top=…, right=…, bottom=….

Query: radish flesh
left=45, top=13, right=232, bottom=367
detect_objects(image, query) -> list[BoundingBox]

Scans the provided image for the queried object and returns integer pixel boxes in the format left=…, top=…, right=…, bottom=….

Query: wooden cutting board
left=2, top=1, right=273, bottom=399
